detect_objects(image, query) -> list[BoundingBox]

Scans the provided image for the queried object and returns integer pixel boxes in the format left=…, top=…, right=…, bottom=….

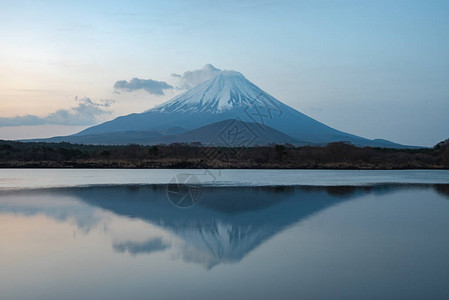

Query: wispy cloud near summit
left=172, top=64, right=221, bottom=89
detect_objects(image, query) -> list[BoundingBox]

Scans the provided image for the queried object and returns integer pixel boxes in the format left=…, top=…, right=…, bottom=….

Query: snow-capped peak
left=151, top=69, right=284, bottom=114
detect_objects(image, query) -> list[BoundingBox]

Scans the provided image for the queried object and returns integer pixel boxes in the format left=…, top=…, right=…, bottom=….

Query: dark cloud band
left=114, top=78, right=173, bottom=95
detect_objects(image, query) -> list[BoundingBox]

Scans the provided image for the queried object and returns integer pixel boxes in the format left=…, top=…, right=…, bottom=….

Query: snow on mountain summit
left=152, top=69, right=284, bottom=114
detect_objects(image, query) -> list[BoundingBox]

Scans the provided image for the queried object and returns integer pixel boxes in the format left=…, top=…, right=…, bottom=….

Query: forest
left=0, top=140, right=448, bottom=169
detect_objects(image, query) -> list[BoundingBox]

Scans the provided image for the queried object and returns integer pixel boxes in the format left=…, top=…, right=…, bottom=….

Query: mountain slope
left=25, top=120, right=303, bottom=146
left=55, top=66, right=412, bottom=148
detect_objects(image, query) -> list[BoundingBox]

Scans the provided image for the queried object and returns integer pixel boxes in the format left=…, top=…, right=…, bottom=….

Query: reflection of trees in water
left=434, top=184, right=449, bottom=198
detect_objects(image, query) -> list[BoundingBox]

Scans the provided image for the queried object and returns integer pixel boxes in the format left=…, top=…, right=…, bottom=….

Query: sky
left=0, top=0, right=448, bottom=146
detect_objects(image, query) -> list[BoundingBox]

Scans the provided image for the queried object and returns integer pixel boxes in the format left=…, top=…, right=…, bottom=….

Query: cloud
left=0, top=97, right=114, bottom=127
left=113, top=78, right=173, bottom=95
left=172, top=64, right=221, bottom=89
left=113, top=64, right=221, bottom=95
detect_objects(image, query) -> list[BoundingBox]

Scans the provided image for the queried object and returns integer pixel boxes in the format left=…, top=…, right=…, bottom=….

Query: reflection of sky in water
left=1, top=185, right=449, bottom=300
left=2, top=169, right=449, bottom=190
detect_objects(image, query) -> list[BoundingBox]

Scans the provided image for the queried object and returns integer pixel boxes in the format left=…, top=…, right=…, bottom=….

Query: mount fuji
left=35, top=66, right=411, bottom=148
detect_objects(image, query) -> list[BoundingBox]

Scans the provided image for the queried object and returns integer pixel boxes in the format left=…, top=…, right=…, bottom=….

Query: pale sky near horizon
left=0, top=0, right=448, bottom=146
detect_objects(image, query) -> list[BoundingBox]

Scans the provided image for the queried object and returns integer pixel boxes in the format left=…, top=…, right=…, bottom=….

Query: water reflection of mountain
left=1, top=184, right=446, bottom=269
left=68, top=184, right=413, bottom=268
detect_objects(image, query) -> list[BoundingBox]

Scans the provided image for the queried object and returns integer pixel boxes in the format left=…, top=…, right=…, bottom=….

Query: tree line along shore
left=0, top=140, right=448, bottom=169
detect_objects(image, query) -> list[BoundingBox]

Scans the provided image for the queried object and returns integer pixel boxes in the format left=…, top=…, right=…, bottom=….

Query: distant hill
left=24, top=120, right=305, bottom=146
left=434, top=138, right=449, bottom=149
left=170, top=119, right=304, bottom=146
left=24, top=127, right=184, bottom=145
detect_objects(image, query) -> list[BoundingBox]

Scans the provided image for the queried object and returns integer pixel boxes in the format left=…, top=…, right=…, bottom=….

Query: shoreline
left=1, top=163, right=448, bottom=170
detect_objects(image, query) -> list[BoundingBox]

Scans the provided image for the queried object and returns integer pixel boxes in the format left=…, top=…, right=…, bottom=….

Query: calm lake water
left=1, top=170, right=449, bottom=300
left=1, top=169, right=449, bottom=189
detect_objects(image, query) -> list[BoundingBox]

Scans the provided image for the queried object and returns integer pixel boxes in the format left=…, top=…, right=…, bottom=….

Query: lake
left=1, top=169, right=449, bottom=300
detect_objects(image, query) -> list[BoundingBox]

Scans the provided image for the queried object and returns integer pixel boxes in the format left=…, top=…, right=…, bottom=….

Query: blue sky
left=0, top=0, right=448, bottom=146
